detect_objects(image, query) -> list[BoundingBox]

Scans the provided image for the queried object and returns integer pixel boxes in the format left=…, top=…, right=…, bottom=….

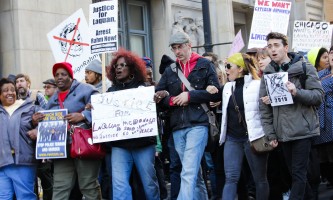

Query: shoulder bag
left=230, top=86, right=274, bottom=154
left=58, top=96, right=106, bottom=159
left=170, top=63, right=219, bottom=152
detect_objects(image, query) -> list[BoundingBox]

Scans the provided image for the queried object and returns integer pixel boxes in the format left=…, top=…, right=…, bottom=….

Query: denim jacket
left=156, top=56, right=220, bottom=132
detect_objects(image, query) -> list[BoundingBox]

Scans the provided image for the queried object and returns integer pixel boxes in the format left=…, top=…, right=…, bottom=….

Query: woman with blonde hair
left=207, top=53, right=270, bottom=200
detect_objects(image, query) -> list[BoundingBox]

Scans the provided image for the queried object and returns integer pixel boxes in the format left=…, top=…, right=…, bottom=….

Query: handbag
left=231, top=86, right=274, bottom=154
left=70, top=124, right=106, bottom=159
left=170, top=63, right=219, bottom=152
left=58, top=96, right=105, bottom=159
left=250, top=136, right=274, bottom=154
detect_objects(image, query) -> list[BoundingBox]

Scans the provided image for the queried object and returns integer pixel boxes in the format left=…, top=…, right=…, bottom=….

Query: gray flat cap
left=169, top=31, right=190, bottom=46
left=86, top=59, right=102, bottom=74
left=43, top=78, right=56, bottom=86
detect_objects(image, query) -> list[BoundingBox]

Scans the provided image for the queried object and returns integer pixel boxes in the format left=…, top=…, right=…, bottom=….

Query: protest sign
left=89, top=1, right=118, bottom=54
left=36, top=109, right=68, bottom=159
left=248, top=0, right=291, bottom=49
left=228, top=30, right=245, bottom=57
left=47, top=9, right=100, bottom=81
left=264, top=72, right=293, bottom=106
left=91, top=86, right=158, bottom=143
left=292, top=21, right=333, bottom=52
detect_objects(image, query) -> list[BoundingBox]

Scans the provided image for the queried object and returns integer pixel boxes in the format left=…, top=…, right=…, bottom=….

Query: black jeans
left=281, top=138, right=312, bottom=200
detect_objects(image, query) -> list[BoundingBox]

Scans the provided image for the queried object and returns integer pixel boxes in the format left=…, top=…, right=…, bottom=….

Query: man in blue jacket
left=154, top=31, right=220, bottom=200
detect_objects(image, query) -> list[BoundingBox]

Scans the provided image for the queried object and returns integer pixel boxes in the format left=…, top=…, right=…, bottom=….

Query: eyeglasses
left=43, top=85, right=56, bottom=89
left=171, top=44, right=187, bottom=52
left=225, top=64, right=232, bottom=69
left=113, top=63, right=128, bottom=68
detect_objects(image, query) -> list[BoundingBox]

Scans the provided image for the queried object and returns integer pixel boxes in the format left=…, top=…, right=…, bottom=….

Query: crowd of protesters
left=1, top=30, right=333, bottom=200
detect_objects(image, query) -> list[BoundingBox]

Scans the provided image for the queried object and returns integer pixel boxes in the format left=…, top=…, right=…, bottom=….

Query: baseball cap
left=169, top=31, right=190, bottom=46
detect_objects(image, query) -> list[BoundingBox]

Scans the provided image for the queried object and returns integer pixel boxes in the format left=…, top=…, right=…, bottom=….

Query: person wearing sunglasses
left=106, top=48, right=160, bottom=200
left=207, top=53, right=270, bottom=200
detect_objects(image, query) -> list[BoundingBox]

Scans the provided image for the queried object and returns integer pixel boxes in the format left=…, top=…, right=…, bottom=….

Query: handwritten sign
left=248, top=0, right=291, bottom=49
left=228, top=30, right=245, bottom=57
left=264, top=72, right=293, bottom=106
left=91, top=86, right=158, bottom=143
left=292, top=21, right=333, bottom=52
left=36, top=109, right=68, bottom=159
left=47, top=9, right=100, bottom=81
left=89, top=1, right=118, bottom=54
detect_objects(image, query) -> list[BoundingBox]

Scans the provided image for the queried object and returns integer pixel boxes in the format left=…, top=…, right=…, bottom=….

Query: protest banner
left=264, top=72, right=293, bottom=106
left=91, top=86, right=158, bottom=143
left=248, top=0, right=291, bottom=49
left=36, top=109, right=68, bottom=159
left=47, top=9, right=100, bottom=81
left=228, top=30, right=245, bottom=57
left=89, top=1, right=118, bottom=54
left=292, top=21, right=333, bottom=52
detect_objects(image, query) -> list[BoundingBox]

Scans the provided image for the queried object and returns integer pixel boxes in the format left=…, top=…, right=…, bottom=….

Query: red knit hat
left=52, top=62, right=74, bottom=79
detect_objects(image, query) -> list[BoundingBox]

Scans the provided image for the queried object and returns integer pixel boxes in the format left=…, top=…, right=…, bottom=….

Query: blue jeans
left=173, top=126, right=208, bottom=200
left=222, top=136, right=269, bottom=200
left=168, top=134, right=182, bottom=200
left=0, top=164, right=37, bottom=200
left=112, top=145, right=159, bottom=200
left=281, top=138, right=312, bottom=200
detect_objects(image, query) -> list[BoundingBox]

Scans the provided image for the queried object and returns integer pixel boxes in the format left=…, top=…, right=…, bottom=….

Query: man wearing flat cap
left=154, top=31, right=220, bottom=199
left=85, top=59, right=103, bottom=93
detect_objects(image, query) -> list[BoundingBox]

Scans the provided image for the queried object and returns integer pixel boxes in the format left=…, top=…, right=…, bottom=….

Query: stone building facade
left=0, top=0, right=329, bottom=87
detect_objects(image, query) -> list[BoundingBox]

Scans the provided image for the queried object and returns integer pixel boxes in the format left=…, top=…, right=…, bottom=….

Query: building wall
left=0, top=0, right=91, bottom=88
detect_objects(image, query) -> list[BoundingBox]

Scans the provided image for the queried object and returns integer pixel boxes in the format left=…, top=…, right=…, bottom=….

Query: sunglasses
left=225, top=64, right=232, bottom=69
left=113, top=63, right=128, bottom=68
left=43, top=85, right=56, bottom=89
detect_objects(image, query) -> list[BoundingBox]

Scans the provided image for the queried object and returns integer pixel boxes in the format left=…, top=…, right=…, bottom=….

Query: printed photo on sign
left=91, top=86, right=158, bottom=143
left=263, top=72, right=293, bottom=106
left=47, top=9, right=100, bottom=81
left=36, top=109, right=68, bottom=159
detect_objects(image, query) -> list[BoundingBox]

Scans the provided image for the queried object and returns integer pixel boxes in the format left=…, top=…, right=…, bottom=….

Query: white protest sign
left=89, top=1, right=118, bottom=54
left=47, top=9, right=100, bottom=82
left=292, top=21, right=333, bottom=52
left=228, top=30, right=245, bottom=57
left=91, top=86, right=158, bottom=143
left=264, top=72, right=293, bottom=106
left=248, top=0, right=291, bottom=49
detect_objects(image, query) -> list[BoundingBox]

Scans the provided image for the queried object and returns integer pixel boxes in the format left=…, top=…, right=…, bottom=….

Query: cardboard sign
left=89, top=1, right=118, bottom=54
left=228, top=30, right=245, bottom=57
left=47, top=9, right=100, bottom=81
left=248, top=0, right=291, bottom=49
left=292, top=21, right=333, bottom=52
left=91, top=86, right=158, bottom=143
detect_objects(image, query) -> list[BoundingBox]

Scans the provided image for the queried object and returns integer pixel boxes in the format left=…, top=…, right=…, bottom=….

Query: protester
left=43, top=78, right=57, bottom=101
left=307, top=47, right=329, bottom=72
left=158, top=54, right=182, bottom=200
left=314, top=45, right=333, bottom=189
left=154, top=31, right=220, bottom=200
left=85, top=59, right=103, bottom=93
left=206, top=53, right=270, bottom=200
left=106, top=48, right=160, bottom=200
left=0, top=78, right=42, bottom=199
left=45, top=62, right=102, bottom=199
left=259, top=32, right=324, bottom=199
